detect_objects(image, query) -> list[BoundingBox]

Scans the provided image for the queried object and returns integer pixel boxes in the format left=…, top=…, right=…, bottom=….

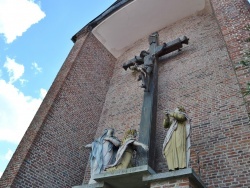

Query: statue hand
left=164, top=109, right=169, bottom=115
left=142, top=144, right=149, bottom=151
left=85, top=144, right=92, bottom=149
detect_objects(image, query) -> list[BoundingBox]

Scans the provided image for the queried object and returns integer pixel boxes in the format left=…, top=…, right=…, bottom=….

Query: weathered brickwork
left=210, top=0, right=250, bottom=112
left=0, top=34, right=88, bottom=188
left=83, top=0, right=250, bottom=187
left=0, top=33, right=116, bottom=187
left=82, top=41, right=146, bottom=184
left=154, top=1, right=250, bottom=187
left=1, top=0, right=250, bottom=188
left=150, top=177, right=194, bottom=188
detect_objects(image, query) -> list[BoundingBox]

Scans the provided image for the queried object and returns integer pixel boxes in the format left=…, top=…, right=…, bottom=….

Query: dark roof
left=71, top=0, right=133, bottom=43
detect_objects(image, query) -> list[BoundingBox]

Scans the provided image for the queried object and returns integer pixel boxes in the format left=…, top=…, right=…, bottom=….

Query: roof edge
left=71, top=0, right=134, bottom=43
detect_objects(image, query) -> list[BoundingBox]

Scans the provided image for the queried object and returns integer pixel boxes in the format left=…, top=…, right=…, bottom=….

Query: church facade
left=1, top=0, right=250, bottom=187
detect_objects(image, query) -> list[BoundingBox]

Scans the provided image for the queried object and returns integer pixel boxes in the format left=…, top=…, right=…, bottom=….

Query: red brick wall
left=1, top=0, right=250, bottom=187
left=0, top=33, right=116, bottom=187
left=150, top=177, right=194, bottom=188
left=82, top=44, right=145, bottom=183
left=210, top=0, right=250, bottom=111
left=154, top=1, right=250, bottom=187
left=0, top=33, right=88, bottom=188
left=84, top=0, right=250, bottom=187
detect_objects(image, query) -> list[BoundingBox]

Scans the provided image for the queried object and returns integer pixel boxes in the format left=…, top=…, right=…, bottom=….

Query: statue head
left=177, top=106, right=186, bottom=113
left=122, top=129, right=137, bottom=144
left=106, top=128, right=114, bottom=137
left=101, top=128, right=114, bottom=139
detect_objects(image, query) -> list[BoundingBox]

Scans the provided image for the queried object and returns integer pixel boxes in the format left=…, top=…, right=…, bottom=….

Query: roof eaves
left=71, top=0, right=134, bottom=43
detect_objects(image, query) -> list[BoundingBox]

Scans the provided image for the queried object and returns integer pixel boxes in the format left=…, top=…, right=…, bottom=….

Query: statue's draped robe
left=89, top=134, right=119, bottom=183
left=106, top=138, right=135, bottom=171
left=162, top=112, right=191, bottom=170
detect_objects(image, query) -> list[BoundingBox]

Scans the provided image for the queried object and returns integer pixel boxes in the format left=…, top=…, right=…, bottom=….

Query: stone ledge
left=73, top=165, right=155, bottom=188
left=73, top=182, right=106, bottom=188
left=143, top=168, right=206, bottom=188
left=94, top=165, right=155, bottom=180
left=94, top=165, right=155, bottom=188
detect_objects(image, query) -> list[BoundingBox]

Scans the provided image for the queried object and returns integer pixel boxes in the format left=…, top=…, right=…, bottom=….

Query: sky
left=0, top=0, right=116, bottom=178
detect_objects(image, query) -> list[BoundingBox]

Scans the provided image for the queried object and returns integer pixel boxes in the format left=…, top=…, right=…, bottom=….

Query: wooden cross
left=123, top=32, right=189, bottom=168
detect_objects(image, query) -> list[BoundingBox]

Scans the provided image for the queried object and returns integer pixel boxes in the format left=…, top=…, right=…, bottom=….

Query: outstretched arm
left=79, top=143, right=92, bottom=150
left=104, top=137, right=121, bottom=147
left=133, top=141, right=149, bottom=151
left=123, top=56, right=144, bottom=70
left=85, top=143, right=92, bottom=148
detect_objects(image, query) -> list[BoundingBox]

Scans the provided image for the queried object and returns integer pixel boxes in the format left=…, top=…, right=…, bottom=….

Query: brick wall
left=0, top=33, right=88, bottom=188
left=82, top=41, right=146, bottom=184
left=150, top=177, right=194, bottom=188
left=0, top=33, right=116, bottom=187
left=1, top=0, right=250, bottom=187
left=83, top=0, right=250, bottom=187
left=210, top=0, right=250, bottom=112
left=154, top=0, right=250, bottom=187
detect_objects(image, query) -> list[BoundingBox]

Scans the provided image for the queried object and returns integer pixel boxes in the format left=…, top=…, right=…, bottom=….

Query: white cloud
left=31, top=62, right=42, bottom=74
left=0, top=79, right=46, bottom=143
left=4, top=57, right=24, bottom=83
left=19, top=78, right=28, bottom=86
left=0, top=0, right=46, bottom=43
left=40, top=88, right=47, bottom=98
left=0, top=171, right=2, bottom=178
left=4, top=149, right=14, bottom=161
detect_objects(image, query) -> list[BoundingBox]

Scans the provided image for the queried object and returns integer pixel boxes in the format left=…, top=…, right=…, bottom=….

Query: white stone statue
left=85, top=128, right=121, bottom=184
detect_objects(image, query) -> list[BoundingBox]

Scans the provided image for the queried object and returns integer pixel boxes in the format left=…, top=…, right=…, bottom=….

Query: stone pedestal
left=73, top=167, right=206, bottom=188
left=143, top=168, right=206, bottom=188
left=73, top=165, right=155, bottom=188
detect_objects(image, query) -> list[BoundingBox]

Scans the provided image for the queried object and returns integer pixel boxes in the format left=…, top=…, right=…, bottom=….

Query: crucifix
left=122, top=32, right=189, bottom=168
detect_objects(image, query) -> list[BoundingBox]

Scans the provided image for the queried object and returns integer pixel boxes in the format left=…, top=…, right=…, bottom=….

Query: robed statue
left=85, top=128, right=121, bottom=184
left=105, top=129, right=148, bottom=171
left=162, top=107, right=191, bottom=171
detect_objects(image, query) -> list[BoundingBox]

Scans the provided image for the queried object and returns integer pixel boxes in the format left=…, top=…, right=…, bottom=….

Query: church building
left=1, top=0, right=250, bottom=187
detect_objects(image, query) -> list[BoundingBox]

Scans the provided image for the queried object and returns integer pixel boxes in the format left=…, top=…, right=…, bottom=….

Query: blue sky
left=0, top=0, right=116, bottom=177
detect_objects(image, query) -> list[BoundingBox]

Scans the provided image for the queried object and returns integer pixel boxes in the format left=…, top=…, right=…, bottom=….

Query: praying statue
left=162, top=106, right=191, bottom=171
left=105, top=129, right=148, bottom=172
left=85, top=128, right=121, bottom=184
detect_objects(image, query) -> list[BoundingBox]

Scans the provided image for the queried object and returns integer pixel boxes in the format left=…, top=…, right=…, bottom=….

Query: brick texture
left=0, top=33, right=116, bottom=187
left=154, top=1, right=250, bottom=188
left=210, top=0, right=250, bottom=112
left=150, top=177, right=194, bottom=188
left=1, top=0, right=250, bottom=188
